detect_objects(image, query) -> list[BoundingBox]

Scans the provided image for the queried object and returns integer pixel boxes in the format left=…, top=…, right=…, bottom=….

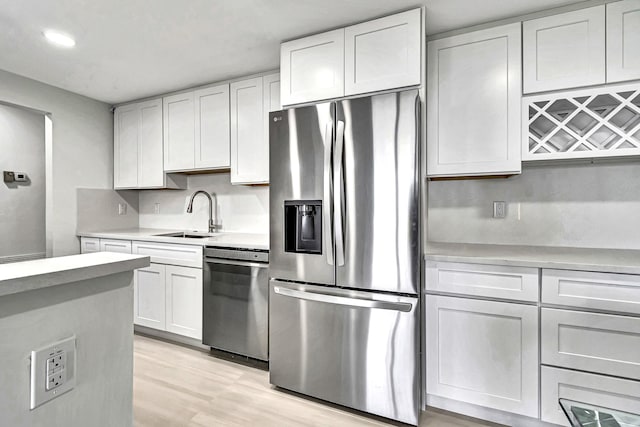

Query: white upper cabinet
left=607, top=0, right=640, bottom=83
left=523, top=6, right=606, bottom=94
left=230, top=77, right=267, bottom=184
left=194, top=84, right=231, bottom=169
left=163, top=92, right=195, bottom=171
left=114, top=98, right=167, bottom=189
left=281, top=29, right=345, bottom=106
left=344, top=8, right=421, bottom=96
left=427, top=23, right=522, bottom=177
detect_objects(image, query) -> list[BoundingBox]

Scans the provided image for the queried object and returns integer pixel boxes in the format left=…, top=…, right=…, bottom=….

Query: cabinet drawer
left=542, top=308, right=640, bottom=380
left=425, top=261, right=539, bottom=301
left=80, top=237, right=100, bottom=254
left=542, top=269, right=640, bottom=315
left=132, top=241, right=202, bottom=268
left=541, top=366, right=640, bottom=425
left=99, top=239, right=132, bottom=254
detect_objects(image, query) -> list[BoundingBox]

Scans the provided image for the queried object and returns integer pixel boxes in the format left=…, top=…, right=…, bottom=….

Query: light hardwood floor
left=133, top=334, right=500, bottom=427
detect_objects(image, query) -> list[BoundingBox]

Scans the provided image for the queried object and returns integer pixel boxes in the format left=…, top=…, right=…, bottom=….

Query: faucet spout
left=186, top=191, right=218, bottom=233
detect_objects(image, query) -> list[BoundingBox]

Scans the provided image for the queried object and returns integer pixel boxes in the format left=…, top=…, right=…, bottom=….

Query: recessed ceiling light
left=43, top=30, right=76, bottom=48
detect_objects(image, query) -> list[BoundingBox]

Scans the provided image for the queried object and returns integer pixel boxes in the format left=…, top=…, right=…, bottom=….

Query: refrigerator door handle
left=323, top=122, right=334, bottom=266
left=333, top=120, right=345, bottom=267
left=272, top=285, right=413, bottom=312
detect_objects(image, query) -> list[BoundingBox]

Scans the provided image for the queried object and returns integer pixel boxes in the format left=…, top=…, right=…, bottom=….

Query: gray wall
left=0, top=104, right=45, bottom=261
left=0, top=69, right=113, bottom=256
left=76, top=188, right=139, bottom=233
left=139, top=173, right=269, bottom=234
left=427, top=162, right=640, bottom=250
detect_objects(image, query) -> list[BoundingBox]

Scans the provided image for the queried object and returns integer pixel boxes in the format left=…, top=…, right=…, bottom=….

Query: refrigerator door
left=335, top=90, right=420, bottom=295
left=269, top=280, right=420, bottom=425
left=269, top=104, right=336, bottom=286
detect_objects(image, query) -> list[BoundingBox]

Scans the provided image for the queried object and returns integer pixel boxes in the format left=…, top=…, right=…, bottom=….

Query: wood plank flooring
left=133, top=334, right=500, bottom=427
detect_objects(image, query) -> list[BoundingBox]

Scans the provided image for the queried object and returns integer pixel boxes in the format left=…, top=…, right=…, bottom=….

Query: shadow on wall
left=427, top=161, right=640, bottom=250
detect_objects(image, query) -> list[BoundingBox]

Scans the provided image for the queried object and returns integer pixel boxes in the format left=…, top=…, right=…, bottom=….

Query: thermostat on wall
left=3, top=171, right=27, bottom=183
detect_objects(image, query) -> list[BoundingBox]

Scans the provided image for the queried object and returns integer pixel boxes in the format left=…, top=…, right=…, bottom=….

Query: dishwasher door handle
left=205, top=257, right=268, bottom=268
left=273, top=286, right=413, bottom=312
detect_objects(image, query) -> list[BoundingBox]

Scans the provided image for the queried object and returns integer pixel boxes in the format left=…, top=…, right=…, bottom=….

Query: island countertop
left=0, top=252, right=150, bottom=298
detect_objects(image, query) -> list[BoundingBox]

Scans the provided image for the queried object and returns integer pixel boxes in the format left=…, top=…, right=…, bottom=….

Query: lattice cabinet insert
left=523, top=83, right=640, bottom=160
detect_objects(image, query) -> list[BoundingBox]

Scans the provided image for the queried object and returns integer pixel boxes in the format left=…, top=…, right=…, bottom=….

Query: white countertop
left=425, top=242, right=640, bottom=275
left=78, top=228, right=269, bottom=250
left=0, top=252, right=150, bottom=298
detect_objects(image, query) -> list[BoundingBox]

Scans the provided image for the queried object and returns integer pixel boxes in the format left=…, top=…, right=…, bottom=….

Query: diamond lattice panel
left=523, top=83, right=640, bottom=161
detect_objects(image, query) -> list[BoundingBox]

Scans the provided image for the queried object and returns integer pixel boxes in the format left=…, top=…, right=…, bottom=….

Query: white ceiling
left=0, top=0, right=587, bottom=104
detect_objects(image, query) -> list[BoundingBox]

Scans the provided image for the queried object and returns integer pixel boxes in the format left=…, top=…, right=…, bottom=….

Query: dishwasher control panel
left=204, top=247, right=268, bottom=263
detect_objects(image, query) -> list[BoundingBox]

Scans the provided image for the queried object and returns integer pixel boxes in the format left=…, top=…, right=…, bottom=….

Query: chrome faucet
left=186, top=191, right=218, bottom=233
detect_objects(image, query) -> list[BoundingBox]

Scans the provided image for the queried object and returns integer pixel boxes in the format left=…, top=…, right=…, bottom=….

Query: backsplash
left=138, top=173, right=269, bottom=234
left=427, top=161, right=640, bottom=250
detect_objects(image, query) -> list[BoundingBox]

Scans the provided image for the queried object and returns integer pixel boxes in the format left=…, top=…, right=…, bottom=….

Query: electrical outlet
left=30, top=336, right=76, bottom=409
left=154, top=203, right=160, bottom=214
left=118, top=203, right=127, bottom=215
left=493, top=201, right=506, bottom=218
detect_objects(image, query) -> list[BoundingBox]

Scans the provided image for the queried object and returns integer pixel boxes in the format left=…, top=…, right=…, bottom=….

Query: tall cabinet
left=427, top=23, right=522, bottom=177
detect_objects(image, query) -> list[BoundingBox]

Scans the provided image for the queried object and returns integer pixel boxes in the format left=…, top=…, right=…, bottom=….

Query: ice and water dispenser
left=284, top=200, right=322, bottom=254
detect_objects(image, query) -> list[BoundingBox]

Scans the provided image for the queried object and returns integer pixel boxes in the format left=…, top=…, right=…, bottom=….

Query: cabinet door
left=426, top=295, right=539, bottom=417
left=134, top=263, right=166, bottom=330
left=523, top=6, right=605, bottom=93
left=262, top=73, right=281, bottom=184
left=194, top=84, right=230, bottom=169
left=99, top=239, right=132, bottom=254
left=113, top=104, right=138, bottom=188
left=163, top=92, right=195, bottom=171
left=427, top=23, right=521, bottom=177
left=230, top=77, right=266, bottom=184
left=137, top=99, right=164, bottom=187
left=280, top=29, right=345, bottom=106
left=165, top=265, right=202, bottom=339
left=80, top=237, right=100, bottom=254
left=344, top=8, right=421, bottom=96
left=607, top=0, right=640, bottom=83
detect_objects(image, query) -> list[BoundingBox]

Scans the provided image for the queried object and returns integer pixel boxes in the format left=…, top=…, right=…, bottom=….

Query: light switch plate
left=493, top=201, right=507, bottom=218
left=30, top=336, right=76, bottom=409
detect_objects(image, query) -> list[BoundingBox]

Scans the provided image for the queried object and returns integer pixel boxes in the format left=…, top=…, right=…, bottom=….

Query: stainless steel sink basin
left=154, top=231, right=219, bottom=239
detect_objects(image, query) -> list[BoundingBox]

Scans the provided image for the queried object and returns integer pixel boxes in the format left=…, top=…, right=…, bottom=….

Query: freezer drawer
left=269, top=280, right=420, bottom=425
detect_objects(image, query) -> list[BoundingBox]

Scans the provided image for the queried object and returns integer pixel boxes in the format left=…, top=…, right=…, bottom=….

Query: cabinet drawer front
left=541, top=366, right=640, bottom=425
left=426, top=295, right=539, bottom=417
left=542, top=308, right=640, bottom=380
left=132, top=241, right=202, bottom=268
left=426, top=261, right=539, bottom=301
left=542, top=269, right=640, bottom=314
left=99, top=239, right=132, bottom=254
left=80, top=237, right=100, bottom=253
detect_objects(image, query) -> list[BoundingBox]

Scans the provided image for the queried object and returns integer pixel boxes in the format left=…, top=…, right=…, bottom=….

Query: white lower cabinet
left=134, top=263, right=167, bottom=330
left=425, top=295, right=539, bottom=417
left=165, top=265, right=202, bottom=340
left=80, top=237, right=100, bottom=253
left=99, top=239, right=132, bottom=254
left=541, top=366, right=640, bottom=426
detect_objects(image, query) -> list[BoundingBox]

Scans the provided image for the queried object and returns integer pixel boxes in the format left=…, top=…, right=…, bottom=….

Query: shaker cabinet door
left=163, top=92, right=195, bottom=171
left=194, top=84, right=230, bottom=169
left=165, top=265, right=202, bottom=340
left=607, top=0, right=640, bottom=83
left=113, top=104, right=139, bottom=188
left=137, top=99, right=164, bottom=187
left=523, top=6, right=606, bottom=93
left=134, top=263, right=166, bottom=330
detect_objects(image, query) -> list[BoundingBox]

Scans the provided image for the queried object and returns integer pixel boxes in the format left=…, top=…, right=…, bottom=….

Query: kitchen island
left=0, top=252, right=149, bottom=427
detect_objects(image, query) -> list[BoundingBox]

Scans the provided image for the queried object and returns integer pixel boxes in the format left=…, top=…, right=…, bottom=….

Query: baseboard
left=134, top=325, right=210, bottom=351
left=0, top=252, right=46, bottom=264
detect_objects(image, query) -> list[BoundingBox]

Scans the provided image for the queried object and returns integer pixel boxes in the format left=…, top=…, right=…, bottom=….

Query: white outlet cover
left=30, top=336, right=76, bottom=409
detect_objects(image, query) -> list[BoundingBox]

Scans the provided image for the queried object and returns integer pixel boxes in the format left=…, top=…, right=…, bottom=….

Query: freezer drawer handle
left=273, top=286, right=412, bottom=312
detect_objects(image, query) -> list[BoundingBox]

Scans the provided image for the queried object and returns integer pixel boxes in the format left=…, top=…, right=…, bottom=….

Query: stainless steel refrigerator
left=268, top=89, right=420, bottom=425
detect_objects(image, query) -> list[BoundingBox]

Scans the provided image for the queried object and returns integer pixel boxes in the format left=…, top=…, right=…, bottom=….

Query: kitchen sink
left=154, top=231, right=219, bottom=239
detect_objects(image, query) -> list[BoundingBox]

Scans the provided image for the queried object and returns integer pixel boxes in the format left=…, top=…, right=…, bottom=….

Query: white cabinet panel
left=134, top=263, right=166, bottom=329
left=165, top=265, right=202, bottom=340
left=263, top=73, right=281, bottom=113
left=194, top=84, right=230, bottom=169
left=426, top=295, right=539, bottom=417
left=541, top=308, right=640, bottom=380
left=344, top=9, right=421, bottom=95
left=542, top=269, right=640, bottom=315
left=163, top=92, right=195, bottom=171
left=427, top=23, right=521, bottom=177
left=425, top=261, right=539, bottom=302
left=99, top=239, right=132, bottom=254
left=230, top=77, right=267, bottom=184
left=523, top=6, right=606, bottom=93
left=281, top=29, right=345, bottom=106
left=113, top=104, right=139, bottom=188
left=80, top=237, right=100, bottom=254
left=132, top=241, right=202, bottom=268
left=607, top=0, right=640, bottom=83
left=137, top=99, right=164, bottom=187
left=541, top=366, right=640, bottom=426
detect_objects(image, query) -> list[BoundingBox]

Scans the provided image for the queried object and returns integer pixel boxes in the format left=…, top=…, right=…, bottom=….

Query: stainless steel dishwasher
left=202, top=247, right=269, bottom=361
